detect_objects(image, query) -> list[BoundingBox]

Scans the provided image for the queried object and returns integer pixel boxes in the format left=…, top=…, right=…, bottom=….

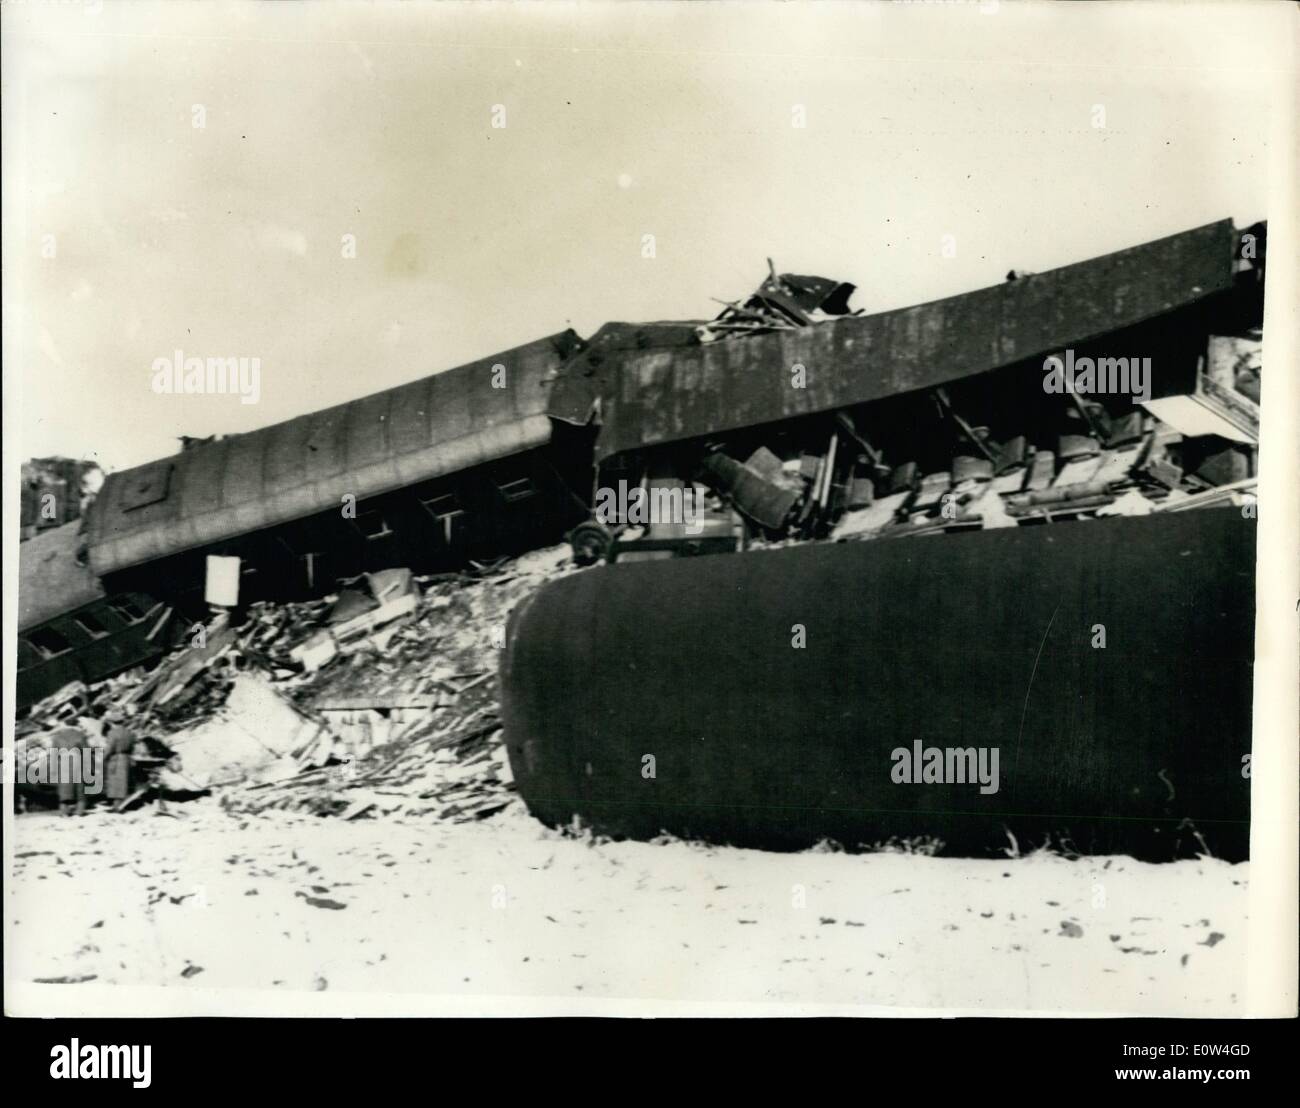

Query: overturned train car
left=501, top=510, right=1254, bottom=860
left=17, top=331, right=595, bottom=710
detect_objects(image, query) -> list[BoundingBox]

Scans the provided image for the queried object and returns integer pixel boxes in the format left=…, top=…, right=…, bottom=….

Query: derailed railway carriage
left=501, top=509, right=1255, bottom=860
left=18, top=331, right=594, bottom=708
left=16, top=217, right=1264, bottom=860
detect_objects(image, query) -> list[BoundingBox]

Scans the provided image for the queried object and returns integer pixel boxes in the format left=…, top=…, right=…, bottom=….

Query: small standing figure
left=48, top=722, right=91, bottom=817
left=104, top=709, right=136, bottom=809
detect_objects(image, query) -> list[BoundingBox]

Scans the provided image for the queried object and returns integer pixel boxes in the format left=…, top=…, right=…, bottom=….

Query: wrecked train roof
left=19, top=521, right=105, bottom=632
left=86, top=331, right=583, bottom=576
left=549, top=219, right=1240, bottom=461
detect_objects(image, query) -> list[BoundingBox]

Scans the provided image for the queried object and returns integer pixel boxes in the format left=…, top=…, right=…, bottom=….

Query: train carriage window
left=495, top=477, right=537, bottom=503
left=354, top=509, right=393, bottom=541
left=420, top=492, right=467, bottom=545
left=420, top=492, right=465, bottom=521
left=74, top=612, right=110, bottom=640
left=108, top=597, right=149, bottom=624
left=28, top=627, right=72, bottom=659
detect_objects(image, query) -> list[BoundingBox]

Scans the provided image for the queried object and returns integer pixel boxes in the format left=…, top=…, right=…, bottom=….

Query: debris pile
left=586, top=334, right=1261, bottom=564
left=569, top=256, right=1260, bottom=565
left=225, top=668, right=509, bottom=822
left=17, top=545, right=581, bottom=823
left=696, top=260, right=858, bottom=342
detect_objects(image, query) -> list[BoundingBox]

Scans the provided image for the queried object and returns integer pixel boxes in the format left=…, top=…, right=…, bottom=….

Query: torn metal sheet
left=765, top=272, right=857, bottom=316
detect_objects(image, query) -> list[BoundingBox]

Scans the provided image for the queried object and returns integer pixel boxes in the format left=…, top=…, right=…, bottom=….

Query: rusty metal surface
left=87, top=331, right=583, bottom=575
left=18, top=522, right=104, bottom=631
left=549, top=220, right=1237, bottom=461
left=501, top=510, right=1255, bottom=860
left=546, top=321, right=706, bottom=427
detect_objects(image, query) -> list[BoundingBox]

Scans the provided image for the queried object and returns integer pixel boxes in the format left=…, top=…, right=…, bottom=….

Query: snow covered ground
left=6, top=799, right=1246, bottom=1017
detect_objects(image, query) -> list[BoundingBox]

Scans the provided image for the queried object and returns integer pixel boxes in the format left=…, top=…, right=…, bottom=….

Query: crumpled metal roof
left=86, top=331, right=583, bottom=575
left=18, top=521, right=104, bottom=631
left=549, top=219, right=1239, bottom=461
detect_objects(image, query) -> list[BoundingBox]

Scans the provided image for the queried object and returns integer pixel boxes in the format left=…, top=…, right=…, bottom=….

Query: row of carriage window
left=21, top=477, right=541, bottom=668
left=20, top=597, right=152, bottom=666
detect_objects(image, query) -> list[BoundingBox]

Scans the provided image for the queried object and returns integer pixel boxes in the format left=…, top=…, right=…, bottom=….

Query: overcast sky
left=2, top=0, right=1283, bottom=472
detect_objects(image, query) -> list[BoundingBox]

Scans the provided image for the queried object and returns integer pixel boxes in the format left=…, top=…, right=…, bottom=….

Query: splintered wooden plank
left=912, top=472, right=951, bottom=511
left=1025, top=451, right=1055, bottom=491
left=830, top=491, right=911, bottom=540
left=1091, top=446, right=1143, bottom=486
left=993, top=467, right=1027, bottom=494
left=1053, top=455, right=1105, bottom=489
